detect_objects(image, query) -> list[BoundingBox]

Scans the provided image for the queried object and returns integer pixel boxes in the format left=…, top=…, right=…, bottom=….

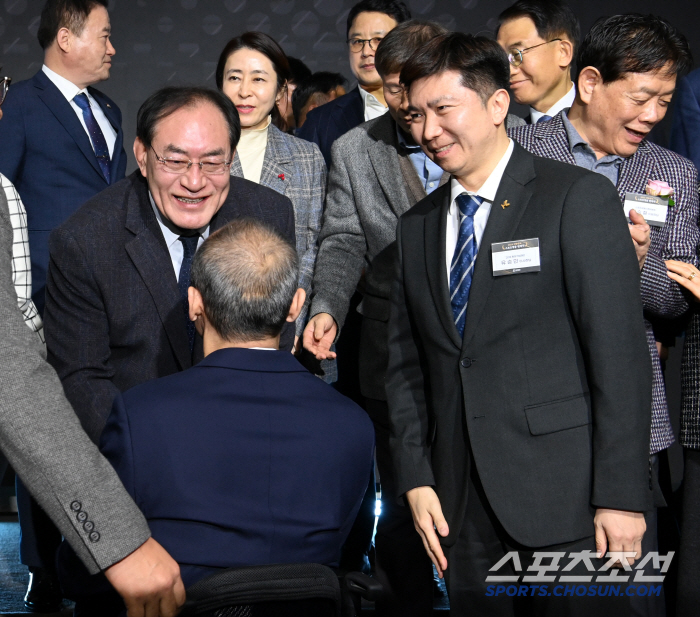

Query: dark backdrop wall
left=1, top=0, right=697, bottom=172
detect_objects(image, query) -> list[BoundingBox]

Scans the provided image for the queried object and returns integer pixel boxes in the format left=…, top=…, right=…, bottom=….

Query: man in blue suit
left=58, top=218, right=375, bottom=615
left=296, top=0, right=410, bottom=167
left=0, top=0, right=125, bottom=315
left=0, top=1, right=126, bottom=609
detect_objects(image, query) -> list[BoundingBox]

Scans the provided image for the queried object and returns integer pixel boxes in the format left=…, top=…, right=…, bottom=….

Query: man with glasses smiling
left=42, top=87, right=295, bottom=461
left=496, top=0, right=579, bottom=124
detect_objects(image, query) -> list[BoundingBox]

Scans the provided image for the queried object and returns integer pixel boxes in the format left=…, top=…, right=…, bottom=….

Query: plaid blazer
left=231, top=124, right=326, bottom=338
left=509, top=111, right=700, bottom=454
left=0, top=174, right=43, bottom=342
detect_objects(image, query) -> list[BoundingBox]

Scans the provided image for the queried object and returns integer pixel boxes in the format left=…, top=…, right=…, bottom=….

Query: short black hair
left=346, top=0, right=411, bottom=38
left=190, top=218, right=299, bottom=342
left=287, top=57, right=312, bottom=85
left=291, top=72, right=347, bottom=126
left=375, top=20, right=448, bottom=78
left=136, top=87, right=241, bottom=153
left=215, top=32, right=291, bottom=131
left=401, top=32, right=510, bottom=105
left=575, top=14, right=693, bottom=84
left=37, top=0, right=109, bottom=49
left=496, top=0, right=580, bottom=51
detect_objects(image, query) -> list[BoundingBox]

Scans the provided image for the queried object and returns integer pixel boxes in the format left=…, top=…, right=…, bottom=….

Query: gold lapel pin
left=501, top=200, right=510, bottom=209
left=105, top=103, right=111, bottom=108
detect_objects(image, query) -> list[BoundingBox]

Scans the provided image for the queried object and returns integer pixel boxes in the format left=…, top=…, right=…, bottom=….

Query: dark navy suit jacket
left=57, top=348, right=374, bottom=607
left=296, top=86, right=364, bottom=168
left=670, top=68, right=700, bottom=170
left=0, top=70, right=126, bottom=313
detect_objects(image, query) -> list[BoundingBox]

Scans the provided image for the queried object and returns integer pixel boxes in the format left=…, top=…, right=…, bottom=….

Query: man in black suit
left=44, top=87, right=295, bottom=445
left=387, top=33, right=652, bottom=616
left=296, top=0, right=410, bottom=166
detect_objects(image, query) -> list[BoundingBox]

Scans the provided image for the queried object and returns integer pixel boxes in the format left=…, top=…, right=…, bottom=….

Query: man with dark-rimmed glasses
left=42, top=88, right=296, bottom=488
left=496, top=0, right=579, bottom=124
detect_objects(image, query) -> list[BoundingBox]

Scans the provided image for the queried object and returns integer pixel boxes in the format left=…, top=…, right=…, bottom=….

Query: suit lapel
left=34, top=72, right=106, bottom=183
left=367, top=117, right=414, bottom=216
left=123, top=176, right=192, bottom=370
left=616, top=142, right=655, bottom=203
left=461, top=144, right=535, bottom=349
left=536, top=114, right=576, bottom=166
left=333, top=87, right=364, bottom=135
left=424, top=186, right=463, bottom=349
left=259, top=125, right=292, bottom=195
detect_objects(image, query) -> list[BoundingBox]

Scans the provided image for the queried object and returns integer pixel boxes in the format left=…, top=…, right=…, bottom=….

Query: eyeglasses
left=347, top=37, right=383, bottom=53
left=0, top=76, right=11, bottom=106
left=150, top=145, right=232, bottom=175
left=507, top=39, right=561, bottom=67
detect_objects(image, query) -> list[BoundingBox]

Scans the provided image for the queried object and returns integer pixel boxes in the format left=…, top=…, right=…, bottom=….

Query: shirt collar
left=530, top=84, right=576, bottom=124
left=42, top=64, right=86, bottom=103
left=561, top=111, right=624, bottom=164
left=148, top=191, right=209, bottom=247
left=449, top=139, right=515, bottom=205
left=396, top=122, right=420, bottom=150
left=359, top=86, right=386, bottom=111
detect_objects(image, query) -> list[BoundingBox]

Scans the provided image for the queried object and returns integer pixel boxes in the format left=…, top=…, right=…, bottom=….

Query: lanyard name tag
left=623, top=193, right=668, bottom=228
left=491, top=238, right=541, bottom=276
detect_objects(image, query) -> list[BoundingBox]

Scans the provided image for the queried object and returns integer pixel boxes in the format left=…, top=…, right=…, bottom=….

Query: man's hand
left=629, top=209, right=651, bottom=270
left=405, top=486, right=449, bottom=577
left=104, top=537, right=185, bottom=617
left=302, top=313, right=338, bottom=360
left=593, top=508, right=646, bottom=566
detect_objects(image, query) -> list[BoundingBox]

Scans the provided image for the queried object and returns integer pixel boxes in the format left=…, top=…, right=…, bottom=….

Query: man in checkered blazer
left=509, top=14, right=696, bottom=614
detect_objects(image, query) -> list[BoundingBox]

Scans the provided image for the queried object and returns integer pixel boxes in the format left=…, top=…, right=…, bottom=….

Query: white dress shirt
left=149, top=193, right=209, bottom=280
left=42, top=64, right=117, bottom=157
left=359, top=85, right=388, bottom=121
left=529, top=84, right=576, bottom=124
left=445, top=139, right=515, bottom=281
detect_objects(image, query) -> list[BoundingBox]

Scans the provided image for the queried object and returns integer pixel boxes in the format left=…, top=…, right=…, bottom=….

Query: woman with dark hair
left=216, top=32, right=327, bottom=354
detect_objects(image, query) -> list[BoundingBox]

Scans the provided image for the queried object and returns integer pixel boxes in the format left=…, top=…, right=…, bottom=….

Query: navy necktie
left=537, top=114, right=553, bottom=124
left=178, top=235, right=200, bottom=351
left=450, top=194, right=484, bottom=337
left=73, top=93, right=111, bottom=183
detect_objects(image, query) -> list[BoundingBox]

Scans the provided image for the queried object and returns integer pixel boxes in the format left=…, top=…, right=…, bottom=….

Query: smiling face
left=65, top=5, right=115, bottom=89
left=496, top=16, right=572, bottom=112
left=222, top=47, right=282, bottom=130
left=577, top=67, right=676, bottom=158
left=408, top=70, right=509, bottom=184
left=134, top=102, right=232, bottom=231
left=348, top=11, right=398, bottom=89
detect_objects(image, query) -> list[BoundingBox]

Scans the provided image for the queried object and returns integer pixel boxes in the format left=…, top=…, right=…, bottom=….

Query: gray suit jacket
left=0, top=191, right=150, bottom=574
left=310, top=113, right=446, bottom=399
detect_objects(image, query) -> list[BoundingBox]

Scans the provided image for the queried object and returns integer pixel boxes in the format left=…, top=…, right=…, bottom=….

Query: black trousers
left=365, top=398, right=434, bottom=617
left=16, top=476, right=62, bottom=573
left=445, top=463, right=632, bottom=617
left=677, top=448, right=700, bottom=614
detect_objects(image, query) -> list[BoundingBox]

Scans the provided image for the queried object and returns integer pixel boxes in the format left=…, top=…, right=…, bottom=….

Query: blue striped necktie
left=178, top=235, right=200, bottom=351
left=450, top=194, right=484, bottom=337
left=73, top=92, right=111, bottom=183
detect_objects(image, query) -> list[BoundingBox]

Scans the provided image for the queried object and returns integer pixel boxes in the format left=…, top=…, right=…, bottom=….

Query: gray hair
left=190, top=219, right=299, bottom=342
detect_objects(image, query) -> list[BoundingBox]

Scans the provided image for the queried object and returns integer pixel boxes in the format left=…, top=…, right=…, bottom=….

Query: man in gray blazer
left=0, top=83, right=184, bottom=617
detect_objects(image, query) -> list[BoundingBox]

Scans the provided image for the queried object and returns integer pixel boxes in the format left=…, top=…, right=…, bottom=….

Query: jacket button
left=77, top=511, right=88, bottom=522
left=89, top=531, right=100, bottom=543
left=83, top=521, right=95, bottom=532
left=70, top=501, right=82, bottom=512
left=460, top=358, right=472, bottom=368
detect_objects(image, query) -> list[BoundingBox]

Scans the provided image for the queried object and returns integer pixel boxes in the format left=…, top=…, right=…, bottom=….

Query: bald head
left=190, top=219, right=299, bottom=342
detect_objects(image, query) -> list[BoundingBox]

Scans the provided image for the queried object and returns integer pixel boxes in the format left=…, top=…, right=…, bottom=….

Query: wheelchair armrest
left=342, top=571, right=383, bottom=601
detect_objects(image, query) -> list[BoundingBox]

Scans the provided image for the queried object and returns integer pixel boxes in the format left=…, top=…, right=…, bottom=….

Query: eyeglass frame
left=507, top=39, right=562, bottom=67
left=0, top=76, right=11, bottom=106
left=149, top=145, right=232, bottom=175
left=347, top=37, right=383, bottom=53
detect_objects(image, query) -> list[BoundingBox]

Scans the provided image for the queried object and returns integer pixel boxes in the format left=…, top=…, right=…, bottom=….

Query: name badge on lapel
left=623, top=193, right=668, bottom=228
left=492, top=238, right=541, bottom=276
